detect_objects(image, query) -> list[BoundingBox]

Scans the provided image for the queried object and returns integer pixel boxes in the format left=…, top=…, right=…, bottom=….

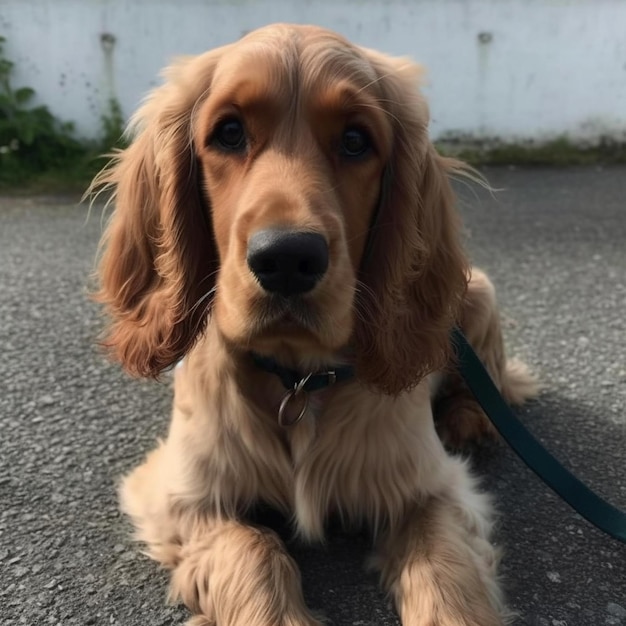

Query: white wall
left=2, top=0, right=625, bottom=143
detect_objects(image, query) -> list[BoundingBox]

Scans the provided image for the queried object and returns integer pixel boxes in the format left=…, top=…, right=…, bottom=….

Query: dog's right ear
left=352, top=51, right=470, bottom=396
left=90, top=52, right=222, bottom=377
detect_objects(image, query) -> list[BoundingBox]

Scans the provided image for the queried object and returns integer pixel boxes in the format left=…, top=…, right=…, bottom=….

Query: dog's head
left=92, top=24, right=469, bottom=395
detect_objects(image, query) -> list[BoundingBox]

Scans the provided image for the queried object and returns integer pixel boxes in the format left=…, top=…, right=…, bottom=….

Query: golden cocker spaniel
left=93, top=23, right=537, bottom=626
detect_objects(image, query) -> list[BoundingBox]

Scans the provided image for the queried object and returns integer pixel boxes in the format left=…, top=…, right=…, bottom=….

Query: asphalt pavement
left=1, top=166, right=625, bottom=626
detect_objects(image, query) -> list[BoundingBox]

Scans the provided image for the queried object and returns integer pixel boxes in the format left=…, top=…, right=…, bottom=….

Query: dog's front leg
left=171, top=518, right=323, bottom=626
left=435, top=268, right=538, bottom=448
left=375, top=461, right=505, bottom=626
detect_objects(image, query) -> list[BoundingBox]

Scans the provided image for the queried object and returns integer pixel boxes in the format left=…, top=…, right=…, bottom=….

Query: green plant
left=0, top=35, right=86, bottom=183
left=436, top=135, right=626, bottom=166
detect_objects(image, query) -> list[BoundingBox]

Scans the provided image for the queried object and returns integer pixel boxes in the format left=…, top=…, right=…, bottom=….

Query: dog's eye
left=340, top=127, right=371, bottom=158
left=211, top=118, right=247, bottom=152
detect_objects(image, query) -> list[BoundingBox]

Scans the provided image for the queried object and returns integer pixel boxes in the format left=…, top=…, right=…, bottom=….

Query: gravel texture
left=1, top=166, right=625, bottom=625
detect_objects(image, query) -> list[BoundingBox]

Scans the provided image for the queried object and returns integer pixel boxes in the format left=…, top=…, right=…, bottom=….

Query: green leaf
left=0, top=59, right=13, bottom=74
left=20, top=122, right=35, bottom=146
left=14, top=87, right=35, bottom=105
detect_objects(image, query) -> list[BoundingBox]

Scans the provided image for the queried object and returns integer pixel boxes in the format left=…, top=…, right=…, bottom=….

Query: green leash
left=452, top=328, right=626, bottom=544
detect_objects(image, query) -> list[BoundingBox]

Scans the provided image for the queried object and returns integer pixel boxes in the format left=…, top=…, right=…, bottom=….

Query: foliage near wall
left=0, top=36, right=125, bottom=192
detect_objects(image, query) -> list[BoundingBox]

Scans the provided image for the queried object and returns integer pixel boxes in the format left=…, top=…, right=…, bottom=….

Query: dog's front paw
left=186, top=616, right=214, bottom=626
left=285, top=618, right=325, bottom=626
left=435, top=396, right=498, bottom=450
left=185, top=612, right=325, bottom=626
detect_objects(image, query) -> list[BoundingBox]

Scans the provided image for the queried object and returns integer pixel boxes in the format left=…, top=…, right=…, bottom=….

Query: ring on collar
left=277, top=373, right=313, bottom=427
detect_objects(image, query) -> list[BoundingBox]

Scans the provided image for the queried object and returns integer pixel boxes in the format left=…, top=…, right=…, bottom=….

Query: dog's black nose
left=247, top=230, right=329, bottom=296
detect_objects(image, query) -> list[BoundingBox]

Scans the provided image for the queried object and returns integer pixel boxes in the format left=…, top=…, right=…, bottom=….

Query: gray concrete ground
left=1, top=166, right=625, bottom=626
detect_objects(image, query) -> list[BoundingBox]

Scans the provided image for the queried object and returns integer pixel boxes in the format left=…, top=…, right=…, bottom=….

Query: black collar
left=250, top=353, right=354, bottom=392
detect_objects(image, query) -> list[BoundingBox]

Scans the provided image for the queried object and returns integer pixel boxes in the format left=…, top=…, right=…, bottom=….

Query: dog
left=92, top=23, right=537, bottom=626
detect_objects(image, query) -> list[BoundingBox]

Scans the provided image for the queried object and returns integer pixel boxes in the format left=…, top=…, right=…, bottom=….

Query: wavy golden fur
left=92, top=24, right=537, bottom=625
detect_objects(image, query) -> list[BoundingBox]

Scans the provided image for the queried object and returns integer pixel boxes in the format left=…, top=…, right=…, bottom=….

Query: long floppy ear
left=90, top=52, right=221, bottom=377
left=353, top=52, right=471, bottom=395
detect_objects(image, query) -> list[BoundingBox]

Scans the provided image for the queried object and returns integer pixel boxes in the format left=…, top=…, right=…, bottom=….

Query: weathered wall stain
left=100, top=32, right=117, bottom=104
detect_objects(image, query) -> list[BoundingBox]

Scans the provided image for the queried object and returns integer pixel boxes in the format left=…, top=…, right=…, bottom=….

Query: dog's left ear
left=353, top=52, right=470, bottom=395
left=89, top=52, right=222, bottom=377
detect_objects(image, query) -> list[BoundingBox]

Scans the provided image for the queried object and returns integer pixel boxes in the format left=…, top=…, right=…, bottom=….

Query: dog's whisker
left=354, top=69, right=401, bottom=95
left=188, top=285, right=218, bottom=317
left=353, top=281, right=383, bottom=326
left=354, top=101, right=405, bottom=131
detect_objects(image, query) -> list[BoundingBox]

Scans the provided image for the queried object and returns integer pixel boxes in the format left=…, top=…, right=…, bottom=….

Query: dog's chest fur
left=286, top=386, right=447, bottom=539
left=171, top=364, right=447, bottom=541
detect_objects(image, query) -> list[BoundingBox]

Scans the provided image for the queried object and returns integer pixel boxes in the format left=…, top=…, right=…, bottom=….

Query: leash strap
left=452, top=327, right=626, bottom=544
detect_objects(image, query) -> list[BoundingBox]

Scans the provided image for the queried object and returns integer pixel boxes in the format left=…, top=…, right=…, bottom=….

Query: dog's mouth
left=253, top=295, right=320, bottom=335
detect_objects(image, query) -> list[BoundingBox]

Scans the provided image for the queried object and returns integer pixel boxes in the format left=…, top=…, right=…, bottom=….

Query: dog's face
left=93, top=24, right=469, bottom=393
left=195, top=28, right=391, bottom=359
